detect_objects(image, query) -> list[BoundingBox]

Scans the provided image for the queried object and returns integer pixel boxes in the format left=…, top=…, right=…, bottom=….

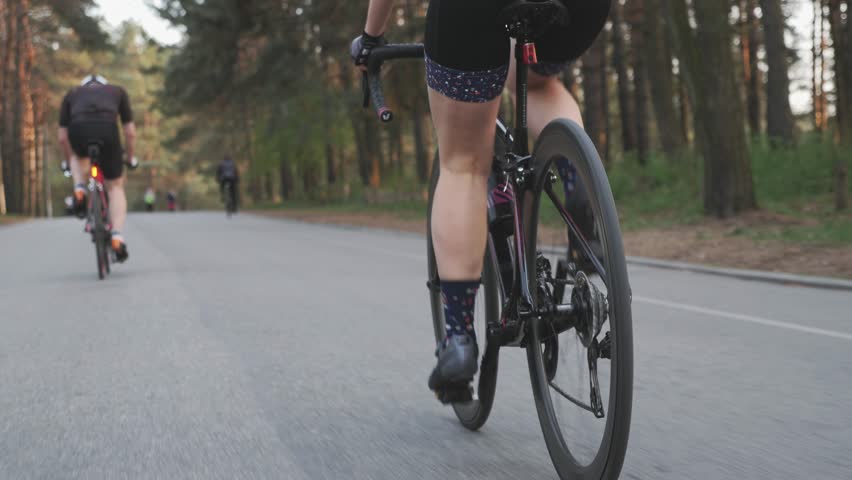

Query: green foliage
left=750, top=133, right=851, bottom=210
left=608, top=151, right=703, bottom=228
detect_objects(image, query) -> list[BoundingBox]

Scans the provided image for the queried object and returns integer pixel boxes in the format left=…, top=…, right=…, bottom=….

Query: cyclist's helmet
left=80, top=74, right=108, bottom=86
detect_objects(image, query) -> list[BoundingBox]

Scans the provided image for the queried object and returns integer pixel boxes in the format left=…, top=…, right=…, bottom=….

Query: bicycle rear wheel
left=523, top=119, right=633, bottom=479
left=427, top=153, right=501, bottom=431
left=91, top=192, right=108, bottom=280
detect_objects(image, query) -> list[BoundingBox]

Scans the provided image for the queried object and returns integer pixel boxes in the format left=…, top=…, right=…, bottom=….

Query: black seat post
left=500, top=0, right=569, bottom=157
left=512, top=25, right=534, bottom=157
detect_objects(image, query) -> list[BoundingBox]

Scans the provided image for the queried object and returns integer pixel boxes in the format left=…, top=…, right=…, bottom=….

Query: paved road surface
left=1, top=213, right=850, bottom=479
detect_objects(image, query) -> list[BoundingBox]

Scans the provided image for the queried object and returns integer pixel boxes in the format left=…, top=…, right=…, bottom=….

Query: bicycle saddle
left=499, top=0, right=570, bottom=36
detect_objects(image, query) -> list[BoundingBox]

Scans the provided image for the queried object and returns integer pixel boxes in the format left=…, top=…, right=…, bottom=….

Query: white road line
left=287, top=224, right=852, bottom=342
left=634, top=295, right=852, bottom=341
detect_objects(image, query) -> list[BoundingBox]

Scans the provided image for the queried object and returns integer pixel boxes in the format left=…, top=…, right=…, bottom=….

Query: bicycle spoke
left=548, top=380, right=600, bottom=415
left=543, top=181, right=608, bottom=286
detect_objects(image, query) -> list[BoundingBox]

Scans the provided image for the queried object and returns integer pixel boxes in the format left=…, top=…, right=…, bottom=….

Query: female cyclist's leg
left=506, top=50, right=584, bottom=137
left=429, top=90, right=500, bottom=280
left=70, top=155, right=91, bottom=186
left=425, top=0, right=507, bottom=281
left=104, top=176, right=127, bottom=232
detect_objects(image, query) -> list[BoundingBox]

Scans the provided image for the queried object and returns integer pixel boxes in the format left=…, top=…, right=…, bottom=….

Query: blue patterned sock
left=441, top=280, right=480, bottom=341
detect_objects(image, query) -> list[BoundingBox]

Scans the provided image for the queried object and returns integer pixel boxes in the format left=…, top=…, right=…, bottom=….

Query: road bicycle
left=83, top=141, right=137, bottom=280
left=223, top=181, right=237, bottom=217
left=362, top=1, right=633, bottom=478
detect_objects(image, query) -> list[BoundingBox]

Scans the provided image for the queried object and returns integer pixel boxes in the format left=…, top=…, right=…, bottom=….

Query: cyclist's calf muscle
left=428, top=89, right=499, bottom=281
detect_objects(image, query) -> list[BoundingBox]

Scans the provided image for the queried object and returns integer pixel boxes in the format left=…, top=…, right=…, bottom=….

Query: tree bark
left=581, top=28, right=609, bottom=164
left=760, top=0, right=796, bottom=143
left=610, top=2, right=636, bottom=154
left=827, top=0, right=850, bottom=210
left=828, top=0, right=852, bottom=143
left=643, top=0, right=685, bottom=155
left=364, top=112, right=382, bottom=187
left=812, top=0, right=826, bottom=132
left=741, top=0, right=762, bottom=135
left=412, top=98, right=428, bottom=183
left=279, top=161, right=293, bottom=200
left=628, top=0, right=649, bottom=164
left=0, top=0, right=6, bottom=215
left=562, top=64, right=579, bottom=99
left=664, top=0, right=756, bottom=217
left=2, top=0, right=20, bottom=213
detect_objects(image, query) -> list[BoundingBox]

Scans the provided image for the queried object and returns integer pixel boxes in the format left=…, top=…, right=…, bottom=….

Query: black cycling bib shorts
left=424, top=0, right=611, bottom=103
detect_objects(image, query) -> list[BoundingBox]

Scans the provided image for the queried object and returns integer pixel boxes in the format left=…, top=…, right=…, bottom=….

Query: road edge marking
left=634, top=295, right=852, bottom=341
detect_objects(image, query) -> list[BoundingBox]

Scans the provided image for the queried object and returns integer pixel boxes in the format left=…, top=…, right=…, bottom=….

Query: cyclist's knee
left=104, top=177, right=125, bottom=189
left=440, top=152, right=491, bottom=177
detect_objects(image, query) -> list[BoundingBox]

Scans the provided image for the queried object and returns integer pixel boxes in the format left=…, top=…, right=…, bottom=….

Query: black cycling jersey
left=59, top=83, right=133, bottom=178
left=59, top=83, right=133, bottom=127
left=217, top=159, right=239, bottom=182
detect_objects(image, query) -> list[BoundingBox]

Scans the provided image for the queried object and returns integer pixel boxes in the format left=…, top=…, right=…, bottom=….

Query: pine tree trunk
left=760, top=0, right=796, bottom=143
left=2, top=0, right=20, bottom=213
left=610, top=2, right=636, bottom=154
left=33, top=95, right=43, bottom=216
left=813, top=0, right=824, bottom=132
left=581, top=28, right=609, bottom=164
left=664, top=0, right=756, bottom=217
left=742, top=0, right=762, bottom=135
left=326, top=142, right=336, bottom=184
left=628, top=0, right=650, bottom=164
left=364, top=113, right=382, bottom=187
left=279, top=161, right=293, bottom=200
left=0, top=0, right=6, bottom=215
left=412, top=98, right=428, bottom=183
left=828, top=0, right=852, bottom=143
left=678, top=77, right=691, bottom=146
left=643, top=0, right=685, bottom=155
left=827, top=0, right=850, bottom=210
left=562, top=64, right=579, bottom=99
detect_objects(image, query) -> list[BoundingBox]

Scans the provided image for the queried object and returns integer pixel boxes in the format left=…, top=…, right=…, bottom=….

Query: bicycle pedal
left=434, top=382, right=473, bottom=405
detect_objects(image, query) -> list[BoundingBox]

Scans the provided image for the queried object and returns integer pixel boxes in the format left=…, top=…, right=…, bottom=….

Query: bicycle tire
left=522, top=119, right=633, bottom=479
left=427, top=150, right=501, bottom=431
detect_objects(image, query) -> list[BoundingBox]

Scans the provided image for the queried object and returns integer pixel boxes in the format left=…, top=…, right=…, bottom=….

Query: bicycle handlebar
left=362, top=43, right=425, bottom=123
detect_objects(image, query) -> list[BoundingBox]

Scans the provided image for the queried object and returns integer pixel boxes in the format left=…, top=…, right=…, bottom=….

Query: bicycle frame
left=365, top=33, right=587, bottom=349
left=86, top=146, right=112, bottom=234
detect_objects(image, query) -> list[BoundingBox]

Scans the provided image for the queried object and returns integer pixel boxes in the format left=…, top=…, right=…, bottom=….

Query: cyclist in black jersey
left=216, top=155, right=239, bottom=212
left=58, top=74, right=138, bottom=262
left=353, top=0, right=610, bottom=402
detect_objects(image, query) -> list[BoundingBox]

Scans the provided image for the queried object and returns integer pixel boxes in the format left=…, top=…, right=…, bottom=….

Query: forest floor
left=255, top=205, right=852, bottom=280
left=0, top=215, right=28, bottom=227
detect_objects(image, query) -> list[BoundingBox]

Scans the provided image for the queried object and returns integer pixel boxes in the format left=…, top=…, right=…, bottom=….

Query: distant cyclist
left=216, top=155, right=239, bottom=212
left=144, top=187, right=156, bottom=212
left=58, top=74, right=138, bottom=262
left=166, top=191, right=177, bottom=212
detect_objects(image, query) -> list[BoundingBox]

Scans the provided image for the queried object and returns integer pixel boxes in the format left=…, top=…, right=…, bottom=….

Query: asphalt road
left=1, top=212, right=850, bottom=480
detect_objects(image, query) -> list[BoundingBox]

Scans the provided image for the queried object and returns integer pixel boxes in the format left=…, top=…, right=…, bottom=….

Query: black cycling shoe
left=74, top=192, right=87, bottom=219
left=112, top=238, right=129, bottom=263
left=428, top=333, right=478, bottom=404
